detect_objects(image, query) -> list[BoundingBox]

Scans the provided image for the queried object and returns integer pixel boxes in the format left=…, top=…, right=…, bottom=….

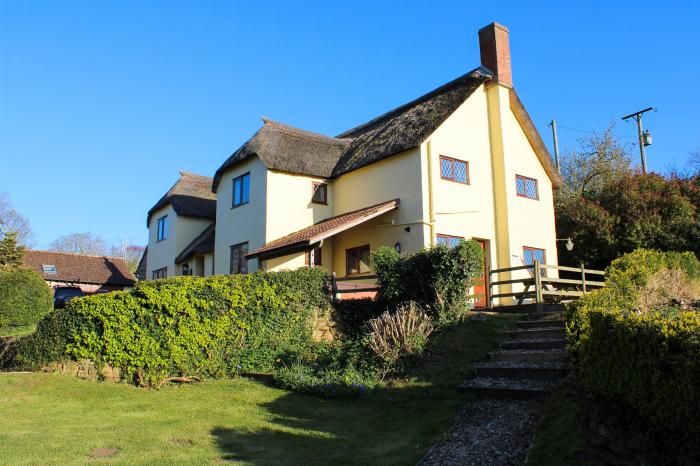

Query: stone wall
left=312, top=308, right=342, bottom=342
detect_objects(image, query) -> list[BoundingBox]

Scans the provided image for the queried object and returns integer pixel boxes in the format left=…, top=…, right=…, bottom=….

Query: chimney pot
left=478, top=22, right=512, bottom=88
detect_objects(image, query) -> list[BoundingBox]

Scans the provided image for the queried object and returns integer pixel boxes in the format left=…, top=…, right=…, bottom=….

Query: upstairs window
left=152, top=267, right=167, bottom=279
left=230, top=242, right=249, bottom=274
left=311, top=182, right=328, bottom=204
left=305, top=245, right=322, bottom=266
left=157, top=215, right=168, bottom=241
left=516, top=175, right=538, bottom=200
left=346, top=245, right=370, bottom=276
left=232, top=173, right=251, bottom=207
left=436, top=234, right=464, bottom=248
left=440, top=156, right=469, bottom=184
left=41, top=264, right=58, bottom=275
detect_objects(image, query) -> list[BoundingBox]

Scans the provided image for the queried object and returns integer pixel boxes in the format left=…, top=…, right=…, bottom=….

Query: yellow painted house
left=143, top=23, right=561, bottom=307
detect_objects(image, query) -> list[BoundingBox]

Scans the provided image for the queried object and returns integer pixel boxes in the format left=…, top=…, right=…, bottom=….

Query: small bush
left=366, top=302, right=434, bottom=377
left=0, top=266, right=53, bottom=331
left=372, top=240, right=483, bottom=325
left=274, top=359, right=375, bottom=398
left=333, top=298, right=385, bottom=338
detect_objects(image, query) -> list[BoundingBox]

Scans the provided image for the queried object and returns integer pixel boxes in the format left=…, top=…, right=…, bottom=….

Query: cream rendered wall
left=499, top=87, right=559, bottom=271
left=423, top=85, right=498, bottom=272
left=203, top=253, right=215, bottom=277
left=146, top=205, right=177, bottom=279
left=262, top=238, right=334, bottom=273
left=214, top=157, right=268, bottom=275
left=145, top=206, right=211, bottom=279
left=265, top=170, right=332, bottom=241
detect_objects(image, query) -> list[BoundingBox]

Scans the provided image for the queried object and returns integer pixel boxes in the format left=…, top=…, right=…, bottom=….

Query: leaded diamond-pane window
left=523, top=246, right=546, bottom=277
left=439, top=156, right=469, bottom=184
left=437, top=234, right=464, bottom=248
left=516, top=175, right=538, bottom=200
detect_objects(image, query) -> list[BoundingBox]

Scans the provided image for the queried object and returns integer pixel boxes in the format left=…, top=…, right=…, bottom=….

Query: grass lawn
left=0, top=313, right=516, bottom=466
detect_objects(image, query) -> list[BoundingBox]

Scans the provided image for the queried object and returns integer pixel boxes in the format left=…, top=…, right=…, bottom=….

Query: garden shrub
left=567, top=249, right=700, bottom=456
left=0, top=266, right=53, bottom=331
left=13, top=268, right=330, bottom=386
left=274, top=358, right=376, bottom=398
left=366, top=302, right=434, bottom=377
left=372, top=240, right=483, bottom=325
left=333, top=298, right=385, bottom=338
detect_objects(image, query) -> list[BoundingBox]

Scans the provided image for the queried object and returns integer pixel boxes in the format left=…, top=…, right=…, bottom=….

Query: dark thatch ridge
left=331, top=67, right=492, bottom=176
left=212, top=67, right=492, bottom=191
left=147, top=171, right=217, bottom=226
left=211, top=119, right=350, bottom=191
left=175, top=223, right=215, bottom=264
left=135, top=246, right=147, bottom=281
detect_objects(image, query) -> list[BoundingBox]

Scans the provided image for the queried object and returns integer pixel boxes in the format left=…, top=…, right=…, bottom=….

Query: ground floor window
left=436, top=234, right=464, bottom=247
left=523, top=246, right=546, bottom=276
left=152, top=267, right=167, bottom=279
left=305, top=245, right=322, bottom=266
left=346, top=245, right=370, bottom=276
left=230, top=242, right=249, bottom=274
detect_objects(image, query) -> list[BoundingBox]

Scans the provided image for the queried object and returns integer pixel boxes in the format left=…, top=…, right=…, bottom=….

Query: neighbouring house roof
left=147, top=171, right=217, bottom=226
left=175, top=223, right=215, bottom=264
left=22, top=250, right=137, bottom=287
left=247, top=199, right=400, bottom=259
left=212, top=67, right=492, bottom=191
left=135, top=246, right=147, bottom=280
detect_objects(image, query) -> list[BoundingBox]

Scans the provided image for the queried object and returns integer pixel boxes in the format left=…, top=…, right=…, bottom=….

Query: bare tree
left=558, top=122, right=633, bottom=200
left=110, top=243, right=145, bottom=272
left=0, top=193, right=34, bottom=246
left=49, top=232, right=107, bottom=256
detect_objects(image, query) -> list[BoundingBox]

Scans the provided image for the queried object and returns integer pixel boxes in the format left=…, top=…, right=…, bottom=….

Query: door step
left=489, top=349, right=568, bottom=363
left=506, top=328, right=565, bottom=339
left=517, top=319, right=565, bottom=329
left=458, top=377, right=557, bottom=399
left=473, top=361, right=570, bottom=380
left=520, top=311, right=565, bottom=321
left=500, top=338, right=566, bottom=350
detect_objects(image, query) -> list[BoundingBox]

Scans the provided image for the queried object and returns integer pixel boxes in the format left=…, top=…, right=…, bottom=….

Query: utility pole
left=548, top=119, right=560, bottom=172
left=622, top=107, right=655, bottom=174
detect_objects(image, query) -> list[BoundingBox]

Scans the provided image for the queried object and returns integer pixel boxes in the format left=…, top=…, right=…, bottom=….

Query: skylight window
left=42, top=264, right=57, bottom=274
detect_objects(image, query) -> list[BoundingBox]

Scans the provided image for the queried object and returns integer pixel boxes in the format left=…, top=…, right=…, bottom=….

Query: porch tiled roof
left=248, top=199, right=400, bottom=259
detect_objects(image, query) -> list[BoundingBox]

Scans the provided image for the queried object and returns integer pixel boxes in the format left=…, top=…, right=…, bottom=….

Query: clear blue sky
left=1, top=1, right=699, bottom=248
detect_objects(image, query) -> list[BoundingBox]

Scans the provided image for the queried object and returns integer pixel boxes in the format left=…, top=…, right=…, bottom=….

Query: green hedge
left=372, top=240, right=483, bottom=325
left=15, top=268, right=330, bottom=386
left=567, top=249, right=700, bottom=453
left=0, top=266, right=53, bottom=330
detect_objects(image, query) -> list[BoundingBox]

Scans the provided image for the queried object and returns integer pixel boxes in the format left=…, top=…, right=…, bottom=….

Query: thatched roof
left=23, top=250, right=136, bottom=287
left=212, top=67, right=492, bottom=191
left=212, top=119, right=350, bottom=191
left=147, top=171, right=217, bottom=226
left=332, top=67, right=491, bottom=176
left=175, top=223, right=215, bottom=264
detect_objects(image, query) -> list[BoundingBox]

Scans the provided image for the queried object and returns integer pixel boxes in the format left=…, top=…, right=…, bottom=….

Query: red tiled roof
left=22, top=250, right=137, bottom=286
left=248, top=199, right=400, bottom=258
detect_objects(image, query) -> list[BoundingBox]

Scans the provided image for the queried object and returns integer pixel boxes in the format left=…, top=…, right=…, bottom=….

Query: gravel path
left=418, top=399, right=543, bottom=466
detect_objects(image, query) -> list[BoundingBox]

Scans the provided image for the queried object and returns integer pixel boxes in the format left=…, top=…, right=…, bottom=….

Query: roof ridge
left=26, top=249, right=129, bottom=261
left=178, top=170, right=213, bottom=181
left=336, top=66, right=492, bottom=138
left=261, top=117, right=351, bottom=145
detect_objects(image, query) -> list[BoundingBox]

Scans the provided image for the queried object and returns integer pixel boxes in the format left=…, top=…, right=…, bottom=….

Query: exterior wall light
left=394, top=242, right=402, bottom=253
left=557, top=237, right=574, bottom=251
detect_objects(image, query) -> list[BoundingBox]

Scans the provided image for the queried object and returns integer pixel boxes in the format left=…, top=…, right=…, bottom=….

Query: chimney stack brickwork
left=478, top=23, right=512, bottom=88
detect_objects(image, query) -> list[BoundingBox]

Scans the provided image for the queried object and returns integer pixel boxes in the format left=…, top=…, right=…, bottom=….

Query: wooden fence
left=489, top=261, right=605, bottom=308
left=330, top=273, right=379, bottom=301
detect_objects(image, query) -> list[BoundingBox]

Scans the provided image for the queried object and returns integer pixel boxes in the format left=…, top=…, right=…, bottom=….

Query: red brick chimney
left=478, top=23, right=512, bottom=88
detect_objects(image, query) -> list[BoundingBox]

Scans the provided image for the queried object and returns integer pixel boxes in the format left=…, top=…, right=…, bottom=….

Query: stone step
left=506, top=328, right=565, bottom=339
left=489, top=349, right=569, bottom=363
left=520, top=311, right=565, bottom=321
left=473, top=361, right=571, bottom=380
left=458, top=377, right=557, bottom=399
left=517, top=319, right=565, bottom=329
left=500, top=338, right=566, bottom=350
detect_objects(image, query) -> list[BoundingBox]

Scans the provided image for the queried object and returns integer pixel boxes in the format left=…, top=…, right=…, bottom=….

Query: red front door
left=473, top=239, right=488, bottom=308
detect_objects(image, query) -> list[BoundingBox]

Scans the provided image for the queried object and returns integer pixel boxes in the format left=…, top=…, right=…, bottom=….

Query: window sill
left=231, top=201, right=250, bottom=210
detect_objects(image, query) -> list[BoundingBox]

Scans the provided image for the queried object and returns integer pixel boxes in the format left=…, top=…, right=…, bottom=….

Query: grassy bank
left=0, top=313, right=516, bottom=465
